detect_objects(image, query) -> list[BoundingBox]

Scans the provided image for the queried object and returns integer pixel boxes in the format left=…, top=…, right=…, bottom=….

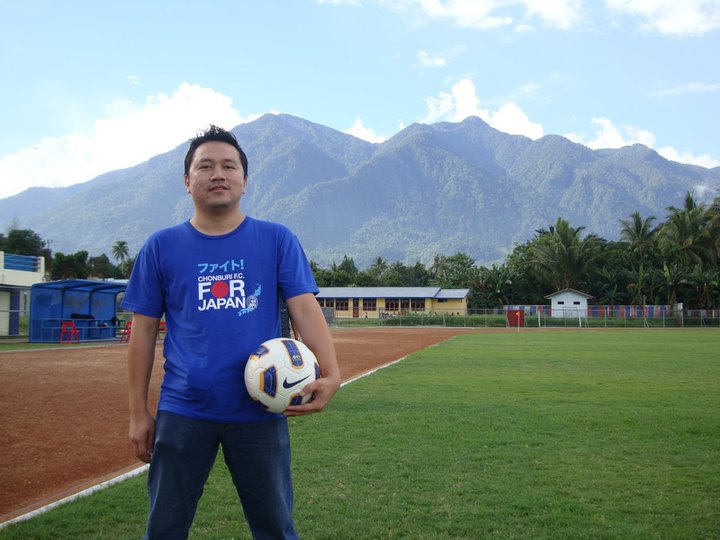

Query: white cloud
left=363, top=0, right=582, bottom=30
left=648, top=81, right=720, bottom=97
left=415, top=0, right=514, bottom=29
left=605, top=0, right=720, bottom=36
left=566, top=117, right=720, bottom=168
left=345, top=117, right=387, bottom=143
left=416, top=50, right=447, bottom=67
left=657, top=146, right=720, bottom=168
left=422, top=79, right=488, bottom=123
left=422, top=78, right=544, bottom=139
left=573, top=117, right=655, bottom=149
left=489, top=101, right=544, bottom=139
left=322, top=0, right=720, bottom=34
left=522, top=0, right=582, bottom=30
left=0, top=83, right=252, bottom=200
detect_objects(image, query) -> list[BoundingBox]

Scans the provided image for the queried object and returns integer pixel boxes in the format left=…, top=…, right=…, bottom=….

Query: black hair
left=184, top=125, right=248, bottom=177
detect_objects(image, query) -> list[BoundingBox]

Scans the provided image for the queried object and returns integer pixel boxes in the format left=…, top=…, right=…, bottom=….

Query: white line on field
left=0, top=465, right=149, bottom=529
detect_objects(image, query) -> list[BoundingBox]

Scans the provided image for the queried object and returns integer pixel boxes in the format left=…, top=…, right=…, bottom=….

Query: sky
left=1, top=0, right=719, bottom=201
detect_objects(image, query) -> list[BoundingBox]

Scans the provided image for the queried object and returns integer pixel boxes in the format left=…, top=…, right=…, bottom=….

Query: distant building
left=316, top=287, right=470, bottom=319
left=545, top=288, right=593, bottom=318
left=0, top=251, right=46, bottom=336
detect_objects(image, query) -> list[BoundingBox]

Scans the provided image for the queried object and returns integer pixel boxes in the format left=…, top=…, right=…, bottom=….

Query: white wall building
left=0, top=251, right=45, bottom=336
left=545, top=288, right=593, bottom=318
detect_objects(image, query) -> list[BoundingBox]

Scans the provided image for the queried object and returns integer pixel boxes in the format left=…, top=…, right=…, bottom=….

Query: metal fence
left=0, top=307, right=31, bottom=337
left=329, top=307, right=719, bottom=329
left=2, top=306, right=718, bottom=339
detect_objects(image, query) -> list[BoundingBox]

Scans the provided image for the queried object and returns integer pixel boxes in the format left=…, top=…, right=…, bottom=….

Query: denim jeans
left=143, top=411, right=298, bottom=540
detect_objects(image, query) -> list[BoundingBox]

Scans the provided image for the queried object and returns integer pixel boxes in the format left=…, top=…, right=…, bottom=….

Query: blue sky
left=1, top=0, right=719, bottom=200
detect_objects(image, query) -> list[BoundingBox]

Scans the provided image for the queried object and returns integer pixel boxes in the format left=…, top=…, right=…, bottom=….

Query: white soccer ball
left=244, top=338, right=320, bottom=413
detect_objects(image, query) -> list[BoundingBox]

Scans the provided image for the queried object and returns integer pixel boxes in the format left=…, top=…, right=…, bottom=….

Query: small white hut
left=545, top=288, right=593, bottom=318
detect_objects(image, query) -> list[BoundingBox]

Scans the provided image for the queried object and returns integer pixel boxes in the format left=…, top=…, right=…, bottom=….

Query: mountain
left=1, top=114, right=718, bottom=267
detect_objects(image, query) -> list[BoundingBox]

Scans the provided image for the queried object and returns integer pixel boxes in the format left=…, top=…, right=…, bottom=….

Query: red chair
left=157, top=320, right=168, bottom=339
left=59, top=321, right=80, bottom=343
left=119, top=321, right=132, bottom=343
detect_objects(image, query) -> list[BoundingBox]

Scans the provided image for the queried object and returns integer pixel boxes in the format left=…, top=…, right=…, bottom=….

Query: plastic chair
left=59, top=321, right=80, bottom=343
left=119, top=320, right=132, bottom=343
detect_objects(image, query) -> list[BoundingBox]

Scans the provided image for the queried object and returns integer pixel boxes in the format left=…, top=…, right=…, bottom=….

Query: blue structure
left=29, top=279, right=127, bottom=342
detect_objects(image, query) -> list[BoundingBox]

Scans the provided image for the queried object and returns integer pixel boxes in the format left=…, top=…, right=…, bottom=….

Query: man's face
left=184, top=141, right=247, bottom=214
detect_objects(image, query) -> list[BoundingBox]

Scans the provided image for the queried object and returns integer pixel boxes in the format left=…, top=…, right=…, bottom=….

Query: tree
left=474, top=264, right=516, bottom=307
left=659, top=262, right=685, bottom=307
left=686, top=264, right=719, bottom=309
left=704, top=197, right=720, bottom=264
left=112, top=240, right=131, bottom=277
left=112, top=240, right=129, bottom=263
left=362, top=257, right=390, bottom=286
left=326, top=256, right=359, bottom=286
left=310, top=260, right=332, bottom=287
left=504, top=241, right=547, bottom=304
left=429, top=252, right=477, bottom=288
left=619, top=211, right=657, bottom=262
left=50, top=251, right=90, bottom=280
left=88, top=254, right=122, bottom=279
left=657, top=192, right=710, bottom=270
left=529, top=218, right=600, bottom=292
left=2, top=228, right=46, bottom=256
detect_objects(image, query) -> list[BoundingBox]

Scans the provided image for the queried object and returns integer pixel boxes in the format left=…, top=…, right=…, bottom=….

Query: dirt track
left=0, top=327, right=477, bottom=522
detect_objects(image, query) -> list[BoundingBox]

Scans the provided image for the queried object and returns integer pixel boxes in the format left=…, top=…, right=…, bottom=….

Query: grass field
left=2, top=329, right=718, bottom=539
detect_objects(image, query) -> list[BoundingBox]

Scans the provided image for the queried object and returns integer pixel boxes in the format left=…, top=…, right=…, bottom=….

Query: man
left=124, top=125, right=340, bottom=539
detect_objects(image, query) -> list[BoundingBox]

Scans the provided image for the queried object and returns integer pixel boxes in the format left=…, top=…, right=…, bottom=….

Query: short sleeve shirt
left=121, top=218, right=318, bottom=423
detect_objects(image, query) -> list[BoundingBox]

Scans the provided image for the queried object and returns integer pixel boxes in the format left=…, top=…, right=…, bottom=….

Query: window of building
left=386, top=298, right=399, bottom=311
left=335, top=298, right=349, bottom=311
left=362, top=298, right=377, bottom=311
left=573, top=301, right=581, bottom=305
left=557, top=301, right=565, bottom=305
left=411, top=299, right=425, bottom=311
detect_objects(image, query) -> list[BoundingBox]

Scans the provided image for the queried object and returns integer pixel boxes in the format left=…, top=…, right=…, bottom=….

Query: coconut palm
left=619, top=211, right=657, bottom=262
left=686, top=264, right=720, bottom=309
left=112, top=241, right=129, bottom=264
left=657, top=193, right=709, bottom=269
left=112, top=240, right=130, bottom=277
left=703, top=197, right=720, bottom=264
left=529, top=218, right=601, bottom=291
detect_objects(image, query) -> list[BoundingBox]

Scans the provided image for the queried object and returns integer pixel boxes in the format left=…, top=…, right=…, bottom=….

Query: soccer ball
left=244, top=338, right=320, bottom=413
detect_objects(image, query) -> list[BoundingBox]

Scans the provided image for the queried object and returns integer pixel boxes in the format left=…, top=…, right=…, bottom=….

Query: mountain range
left=2, top=114, right=718, bottom=268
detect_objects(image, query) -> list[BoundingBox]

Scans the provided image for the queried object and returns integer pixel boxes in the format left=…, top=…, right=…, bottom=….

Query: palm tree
left=530, top=218, right=600, bottom=291
left=660, top=262, right=686, bottom=307
left=112, top=241, right=129, bottom=264
left=686, top=264, right=720, bottom=309
left=477, top=264, right=516, bottom=306
left=703, top=197, right=720, bottom=264
left=429, top=255, right=448, bottom=286
left=657, top=193, right=709, bottom=269
left=619, top=211, right=657, bottom=262
left=624, top=263, right=663, bottom=305
left=366, top=256, right=390, bottom=286
left=112, top=240, right=130, bottom=277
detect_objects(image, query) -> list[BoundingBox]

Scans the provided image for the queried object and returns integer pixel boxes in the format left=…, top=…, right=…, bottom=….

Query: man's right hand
left=129, top=410, right=155, bottom=463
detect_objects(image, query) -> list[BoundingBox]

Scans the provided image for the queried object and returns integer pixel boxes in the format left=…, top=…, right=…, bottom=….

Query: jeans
left=143, top=411, right=298, bottom=540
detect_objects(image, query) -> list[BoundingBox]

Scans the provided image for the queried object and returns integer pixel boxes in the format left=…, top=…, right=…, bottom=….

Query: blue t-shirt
left=121, top=217, right=318, bottom=423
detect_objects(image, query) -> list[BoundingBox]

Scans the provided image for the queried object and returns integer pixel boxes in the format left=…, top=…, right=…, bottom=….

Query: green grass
left=2, top=329, right=718, bottom=539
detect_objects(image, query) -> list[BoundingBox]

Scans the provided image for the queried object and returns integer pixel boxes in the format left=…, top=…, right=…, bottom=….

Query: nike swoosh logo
left=283, top=375, right=311, bottom=389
